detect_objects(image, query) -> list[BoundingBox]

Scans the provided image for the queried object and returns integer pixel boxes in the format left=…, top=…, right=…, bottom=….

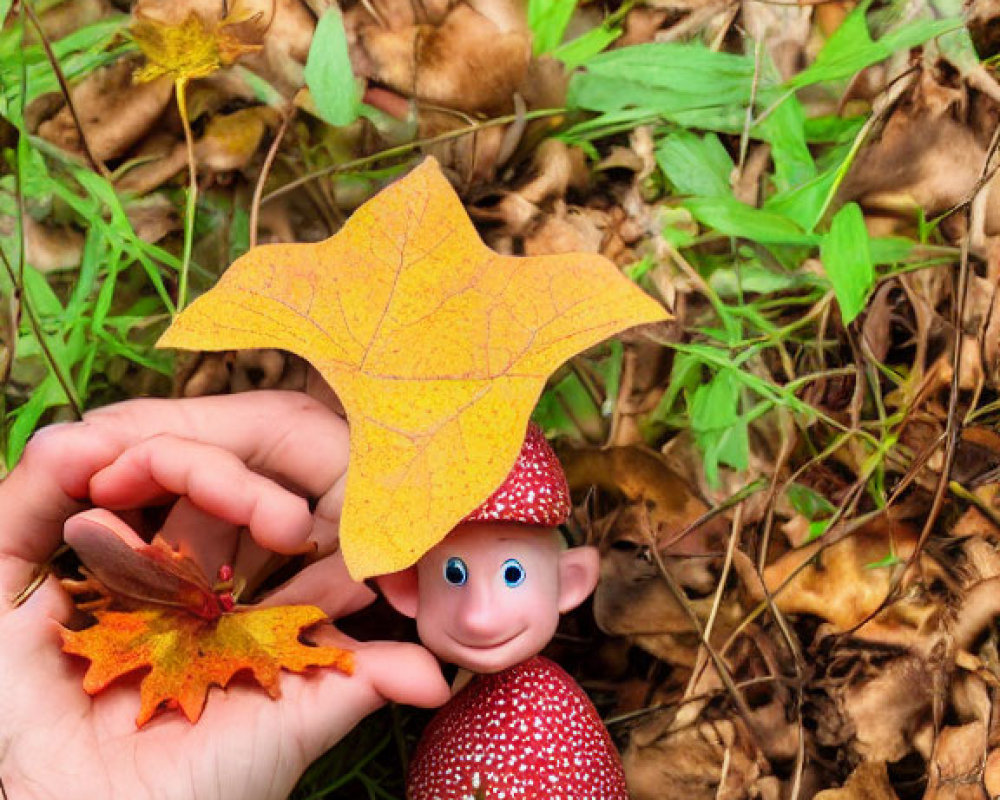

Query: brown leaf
left=924, top=722, right=989, bottom=800
left=814, top=761, right=900, bottom=800
left=356, top=3, right=531, bottom=113
left=37, top=58, right=174, bottom=162
left=755, top=516, right=940, bottom=639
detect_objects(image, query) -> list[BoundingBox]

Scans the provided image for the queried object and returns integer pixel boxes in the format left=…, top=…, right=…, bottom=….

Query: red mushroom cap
left=408, top=656, right=628, bottom=800
left=463, top=423, right=570, bottom=528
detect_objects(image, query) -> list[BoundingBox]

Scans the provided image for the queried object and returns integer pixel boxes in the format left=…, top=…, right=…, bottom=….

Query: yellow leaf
left=62, top=605, right=353, bottom=727
left=158, top=157, right=668, bottom=579
left=131, top=8, right=261, bottom=85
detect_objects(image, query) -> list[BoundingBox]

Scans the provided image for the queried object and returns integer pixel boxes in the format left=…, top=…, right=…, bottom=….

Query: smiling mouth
left=455, top=631, right=523, bottom=650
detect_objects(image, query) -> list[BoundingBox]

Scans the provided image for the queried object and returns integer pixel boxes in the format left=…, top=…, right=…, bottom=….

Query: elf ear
left=376, top=567, right=420, bottom=619
left=557, top=545, right=600, bottom=613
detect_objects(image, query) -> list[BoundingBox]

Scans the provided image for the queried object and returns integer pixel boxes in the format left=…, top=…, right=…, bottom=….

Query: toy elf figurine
left=379, top=423, right=629, bottom=800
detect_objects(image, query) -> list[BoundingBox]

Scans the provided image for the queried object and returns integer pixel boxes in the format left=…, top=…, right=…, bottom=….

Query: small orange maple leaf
left=62, top=605, right=353, bottom=727
left=158, top=157, right=669, bottom=580
left=61, top=510, right=352, bottom=727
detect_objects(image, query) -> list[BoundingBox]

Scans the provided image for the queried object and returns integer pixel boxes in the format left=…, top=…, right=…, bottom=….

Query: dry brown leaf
left=924, top=722, right=989, bottom=800
left=194, top=106, right=280, bottom=172
left=756, top=517, right=934, bottom=636
left=21, top=216, right=84, bottom=272
left=813, top=761, right=899, bottom=800
left=982, top=748, right=1000, bottom=797
left=114, top=137, right=189, bottom=196
left=125, top=194, right=179, bottom=244
left=624, top=716, right=778, bottom=800
left=842, top=68, right=1000, bottom=231
left=357, top=3, right=531, bottom=113
left=36, top=59, right=174, bottom=162
left=841, top=653, right=937, bottom=762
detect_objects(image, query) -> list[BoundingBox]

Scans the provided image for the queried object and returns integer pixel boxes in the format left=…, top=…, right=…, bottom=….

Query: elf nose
left=451, top=578, right=506, bottom=644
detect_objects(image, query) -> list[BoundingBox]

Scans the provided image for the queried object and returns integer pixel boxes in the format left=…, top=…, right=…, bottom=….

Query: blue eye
left=444, top=557, right=468, bottom=586
left=501, top=559, right=525, bottom=588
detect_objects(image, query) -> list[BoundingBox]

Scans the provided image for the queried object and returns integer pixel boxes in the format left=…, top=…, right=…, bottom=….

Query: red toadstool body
left=408, top=656, right=628, bottom=800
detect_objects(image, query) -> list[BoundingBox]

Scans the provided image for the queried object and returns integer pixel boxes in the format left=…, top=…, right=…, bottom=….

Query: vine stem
left=176, top=77, right=197, bottom=312
left=249, top=108, right=294, bottom=249
left=22, top=0, right=110, bottom=179
left=261, top=108, right=565, bottom=205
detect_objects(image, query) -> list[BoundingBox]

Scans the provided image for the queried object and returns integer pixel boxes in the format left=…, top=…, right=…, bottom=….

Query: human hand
left=0, top=391, right=450, bottom=800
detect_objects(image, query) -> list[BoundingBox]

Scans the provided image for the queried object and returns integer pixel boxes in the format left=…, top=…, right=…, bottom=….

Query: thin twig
left=683, top=504, right=744, bottom=705
left=22, top=1, right=110, bottom=179
left=660, top=477, right=767, bottom=551
left=175, top=77, right=197, bottom=312
left=604, top=676, right=782, bottom=727
left=736, top=37, right=764, bottom=181
left=949, top=481, right=1000, bottom=531
left=250, top=107, right=294, bottom=249
left=261, top=108, right=565, bottom=205
left=2, top=164, right=83, bottom=418
left=901, top=123, right=1000, bottom=581
left=643, top=510, right=760, bottom=734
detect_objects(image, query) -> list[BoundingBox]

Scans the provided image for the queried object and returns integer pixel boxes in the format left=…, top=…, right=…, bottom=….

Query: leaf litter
left=6, top=0, right=1000, bottom=797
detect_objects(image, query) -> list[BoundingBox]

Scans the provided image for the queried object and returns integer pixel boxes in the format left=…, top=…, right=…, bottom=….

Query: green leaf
left=709, top=264, right=819, bottom=297
left=529, top=0, right=578, bottom=55
left=552, top=21, right=622, bottom=70
left=821, top=202, right=874, bottom=324
left=657, top=131, right=733, bottom=198
left=870, top=236, right=915, bottom=264
left=304, top=7, right=361, bottom=127
left=786, top=483, right=837, bottom=519
left=790, top=4, right=958, bottom=88
left=598, top=340, right=624, bottom=416
left=764, top=167, right=839, bottom=232
left=685, top=196, right=818, bottom=245
left=689, top=370, right=749, bottom=486
left=568, top=42, right=755, bottom=117
left=6, top=374, right=65, bottom=466
left=758, top=90, right=815, bottom=190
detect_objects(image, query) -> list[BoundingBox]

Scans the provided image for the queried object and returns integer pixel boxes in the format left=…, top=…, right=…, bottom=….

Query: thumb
left=284, top=629, right=449, bottom=756
left=352, top=639, right=451, bottom=709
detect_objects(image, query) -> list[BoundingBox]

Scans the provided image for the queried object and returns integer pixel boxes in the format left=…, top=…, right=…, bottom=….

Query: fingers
left=311, top=627, right=450, bottom=709
left=84, top=391, right=350, bottom=499
left=261, top=553, right=376, bottom=618
left=0, top=421, right=124, bottom=604
left=352, top=639, right=451, bottom=708
left=284, top=629, right=449, bottom=755
left=158, top=499, right=240, bottom=580
left=90, top=434, right=313, bottom=555
left=0, top=391, right=349, bottom=602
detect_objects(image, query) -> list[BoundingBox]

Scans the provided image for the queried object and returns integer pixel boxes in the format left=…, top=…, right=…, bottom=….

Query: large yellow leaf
left=158, top=157, right=668, bottom=579
left=62, top=605, right=353, bottom=727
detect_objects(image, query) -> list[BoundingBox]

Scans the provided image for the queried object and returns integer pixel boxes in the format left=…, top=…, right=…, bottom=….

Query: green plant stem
left=22, top=0, right=111, bottom=179
left=262, top=108, right=566, bottom=205
left=175, top=77, right=197, bottom=313
left=0, top=245, right=82, bottom=419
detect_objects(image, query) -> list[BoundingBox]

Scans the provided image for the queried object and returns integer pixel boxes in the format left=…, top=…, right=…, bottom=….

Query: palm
left=0, top=393, right=449, bottom=800
left=3, top=590, right=329, bottom=799
left=4, top=591, right=420, bottom=800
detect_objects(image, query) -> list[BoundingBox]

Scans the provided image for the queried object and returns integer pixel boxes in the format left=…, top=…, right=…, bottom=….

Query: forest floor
left=4, top=0, right=1000, bottom=798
